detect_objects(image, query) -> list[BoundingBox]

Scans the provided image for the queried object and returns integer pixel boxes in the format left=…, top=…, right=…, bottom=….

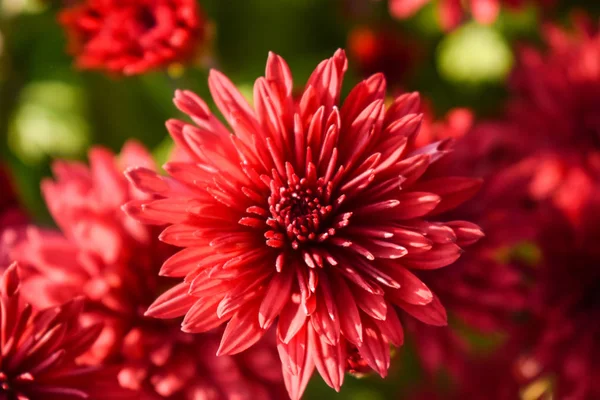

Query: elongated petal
left=145, top=283, right=196, bottom=319
left=217, top=303, right=265, bottom=355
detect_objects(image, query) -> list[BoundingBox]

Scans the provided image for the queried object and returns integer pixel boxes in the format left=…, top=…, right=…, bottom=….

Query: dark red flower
left=502, top=21, right=600, bottom=223
left=522, top=193, right=600, bottom=399
left=15, top=142, right=285, bottom=399
left=389, top=0, right=555, bottom=31
left=406, top=339, right=528, bottom=400
left=59, top=0, right=207, bottom=75
left=0, top=262, right=131, bottom=399
left=124, top=50, right=482, bottom=399
left=509, top=23, right=600, bottom=152
left=399, top=115, right=531, bottom=381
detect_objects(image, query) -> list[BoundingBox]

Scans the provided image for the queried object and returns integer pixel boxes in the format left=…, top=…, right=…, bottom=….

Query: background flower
left=0, top=165, right=28, bottom=266
left=14, top=143, right=285, bottom=399
left=59, top=0, right=207, bottom=75
left=0, top=262, right=132, bottom=399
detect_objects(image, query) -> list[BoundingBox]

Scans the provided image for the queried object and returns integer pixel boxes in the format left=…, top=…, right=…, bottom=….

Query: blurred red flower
left=504, top=21, right=600, bottom=223
left=347, top=26, right=421, bottom=91
left=407, top=339, right=527, bottom=400
left=15, top=142, right=285, bottom=399
left=522, top=193, right=600, bottom=399
left=401, top=107, right=533, bottom=381
left=389, top=0, right=555, bottom=31
left=0, top=262, right=131, bottom=399
left=59, top=0, right=207, bottom=75
left=0, top=165, right=27, bottom=267
left=124, top=50, right=483, bottom=399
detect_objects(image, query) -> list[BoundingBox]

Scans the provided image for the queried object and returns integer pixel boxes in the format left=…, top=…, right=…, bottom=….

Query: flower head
left=59, top=0, right=207, bottom=75
left=0, top=262, right=130, bottom=399
left=125, top=50, right=482, bottom=398
left=15, top=142, right=285, bottom=399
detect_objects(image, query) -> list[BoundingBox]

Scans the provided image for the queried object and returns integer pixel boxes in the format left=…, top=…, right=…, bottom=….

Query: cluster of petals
left=15, top=143, right=284, bottom=399
left=59, top=0, right=207, bottom=75
left=389, top=0, right=555, bottom=30
left=124, top=49, right=483, bottom=399
left=0, top=262, right=131, bottom=399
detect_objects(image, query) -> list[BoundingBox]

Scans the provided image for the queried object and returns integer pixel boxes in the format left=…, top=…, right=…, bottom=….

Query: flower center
left=267, top=176, right=333, bottom=250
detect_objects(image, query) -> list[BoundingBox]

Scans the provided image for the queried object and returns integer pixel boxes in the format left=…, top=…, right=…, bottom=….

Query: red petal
left=447, top=221, right=485, bottom=247
left=356, top=320, right=391, bottom=377
left=160, top=247, right=213, bottom=277
left=145, top=283, right=196, bottom=319
left=374, top=307, right=404, bottom=347
left=309, top=326, right=345, bottom=391
left=403, top=243, right=462, bottom=270
left=259, top=269, right=293, bottom=329
left=125, top=166, right=168, bottom=194
left=386, top=267, right=433, bottom=305
left=331, top=273, right=362, bottom=344
left=278, top=324, right=315, bottom=400
left=399, top=294, right=448, bottom=326
left=278, top=297, right=308, bottom=344
left=393, top=192, right=441, bottom=219
left=181, top=296, right=224, bottom=333
left=217, top=303, right=265, bottom=355
left=412, top=177, right=482, bottom=215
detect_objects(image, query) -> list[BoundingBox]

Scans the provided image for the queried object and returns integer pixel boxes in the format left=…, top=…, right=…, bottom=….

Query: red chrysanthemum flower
left=0, top=262, right=132, bottom=399
left=389, top=0, right=555, bottom=31
left=15, top=142, right=285, bottom=399
left=124, top=50, right=483, bottom=399
left=59, top=0, right=207, bottom=75
left=0, top=165, right=28, bottom=267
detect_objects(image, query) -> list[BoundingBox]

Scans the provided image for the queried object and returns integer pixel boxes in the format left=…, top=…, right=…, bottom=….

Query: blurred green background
left=1, top=0, right=599, bottom=397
